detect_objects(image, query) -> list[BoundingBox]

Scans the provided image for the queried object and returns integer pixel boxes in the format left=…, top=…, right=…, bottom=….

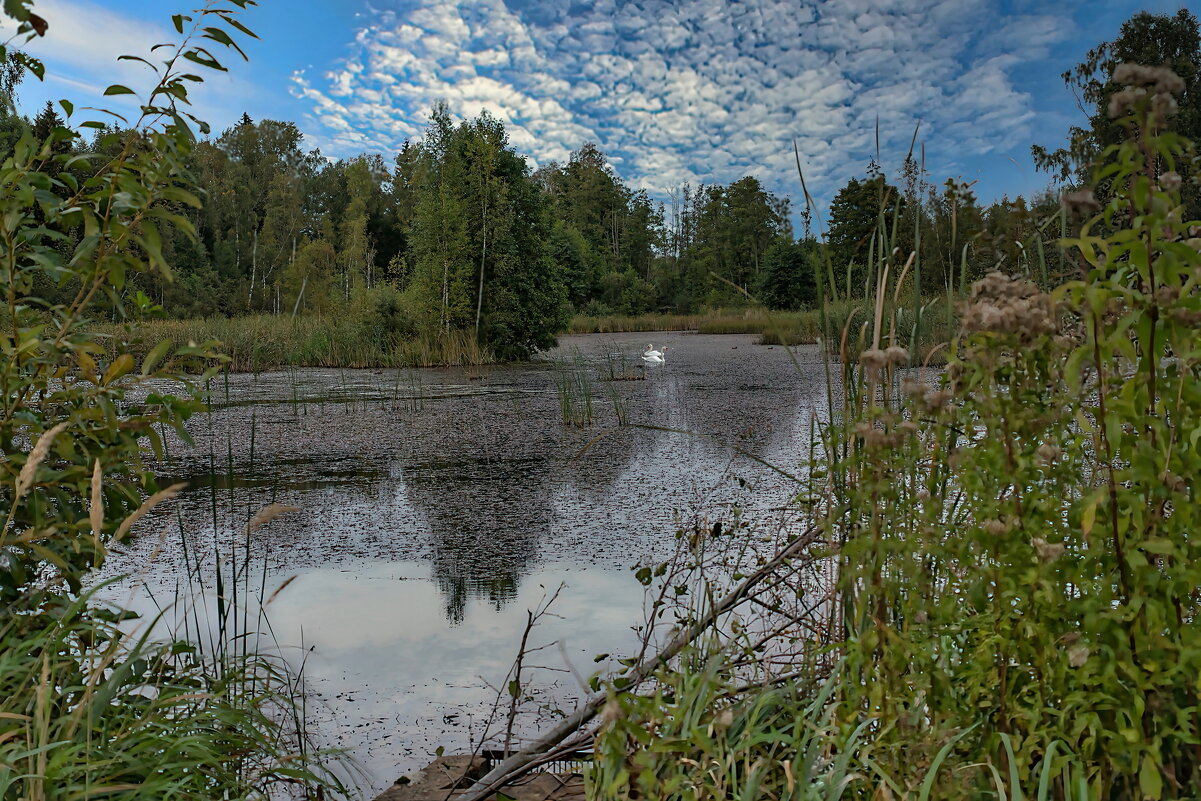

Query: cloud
left=294, top=0, right=1074, bottom=209
left=1, top=0, right=265, bottom=136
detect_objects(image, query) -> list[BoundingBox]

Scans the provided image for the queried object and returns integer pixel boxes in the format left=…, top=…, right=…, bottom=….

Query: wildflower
left=1108, top=87, right=1145, bottom=119
left=1032, top=537, right=1065, bottom=563
left=1068, top=643, right=1090, bottom=668
left=1112, top=63, right=1185, bottom=95
left=859, top=348, right=888, bottom=370
left=1159, top=171, right=1183, bottom=193
left=884, top=345, right=909, bottom=366
left=959, top=272, right=1057, bottom=342
left=1037, top=443, right=1061, bottom=464
left=1110, top=64, right=1184, bottom=124
left=1061, top=188, right=1101, bottom=218
left=983, top=519, right=1008, bottom=537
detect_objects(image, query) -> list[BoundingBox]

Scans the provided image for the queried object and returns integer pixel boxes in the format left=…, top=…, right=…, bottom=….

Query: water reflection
left=103, top=334, right=829, bottom=795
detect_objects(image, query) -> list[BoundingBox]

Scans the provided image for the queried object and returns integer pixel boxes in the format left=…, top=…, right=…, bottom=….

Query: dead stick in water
left=457, top=525, right=821, bottom=801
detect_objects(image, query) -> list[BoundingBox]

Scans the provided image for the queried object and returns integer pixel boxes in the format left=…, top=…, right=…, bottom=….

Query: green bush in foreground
left=591, top=66, right=1200, bottom=800
left=0, top=2, right=343, bottom=797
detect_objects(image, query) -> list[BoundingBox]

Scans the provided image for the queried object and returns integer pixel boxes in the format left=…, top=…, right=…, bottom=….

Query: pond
left=101, top=333, right=830, bottom=796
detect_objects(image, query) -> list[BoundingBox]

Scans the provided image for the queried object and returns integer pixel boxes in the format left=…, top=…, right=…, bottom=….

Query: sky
left=1, top=0, right=1188, bottom=219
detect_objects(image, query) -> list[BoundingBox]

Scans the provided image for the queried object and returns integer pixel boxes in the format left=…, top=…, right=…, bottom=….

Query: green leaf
left=141, top=339, right=173, bottom=375
left=1139, top=755, right=1162, bottom=799
left=101, top=353, right=134, bottom=386
left=103, top=84, right=136, bottom=96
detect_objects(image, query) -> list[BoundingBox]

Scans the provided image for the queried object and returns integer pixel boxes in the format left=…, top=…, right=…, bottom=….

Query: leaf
left=171, top=13, right=190, bottom=33
left=101, top=353, right=134, bottom=386
left=140, top=339, right=173, bottom=375
left=1081, top=498, right=1098, bottom=539
left=1139, top=755, right=1162, bottom=799
left=103, top=84, right=136, bottom=96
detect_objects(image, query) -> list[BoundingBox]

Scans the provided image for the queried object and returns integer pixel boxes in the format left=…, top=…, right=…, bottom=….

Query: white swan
left=643, top=343, right=663, bottom=358
left=642, top=346, right=667, bottom=364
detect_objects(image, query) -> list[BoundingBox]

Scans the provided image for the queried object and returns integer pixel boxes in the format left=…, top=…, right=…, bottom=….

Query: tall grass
left=98, top=314, right=494, bottom=372
left=584, top=71, right=1200, bottom=801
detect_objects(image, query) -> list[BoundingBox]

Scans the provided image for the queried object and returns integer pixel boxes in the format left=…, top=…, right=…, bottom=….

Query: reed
left=97, top=315, right=494, bottom=372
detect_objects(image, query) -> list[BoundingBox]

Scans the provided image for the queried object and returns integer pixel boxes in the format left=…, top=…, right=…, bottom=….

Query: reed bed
left=96, top=315, right=494, bottom=372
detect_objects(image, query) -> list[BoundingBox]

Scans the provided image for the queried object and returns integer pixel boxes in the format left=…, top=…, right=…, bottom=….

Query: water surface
left=104, top=333, right=828, bottom=794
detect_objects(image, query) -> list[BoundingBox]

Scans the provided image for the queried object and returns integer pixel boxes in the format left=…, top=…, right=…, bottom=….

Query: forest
left=3, top=2, right=1201, bottom=799
left=0, top=48, right=1142, bottom=359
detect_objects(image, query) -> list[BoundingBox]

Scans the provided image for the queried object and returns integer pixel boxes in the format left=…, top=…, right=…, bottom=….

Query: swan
left=643, top=344, right=663, bottom=358
left=642, top=347, right=667, bottom=364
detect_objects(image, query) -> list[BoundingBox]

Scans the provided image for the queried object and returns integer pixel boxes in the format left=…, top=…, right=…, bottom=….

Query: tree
left=1032, top=9, right=1201, bottom=216
left=825, top=174, right=901, bottom=299
left=758, top=238, right=817, bottom=310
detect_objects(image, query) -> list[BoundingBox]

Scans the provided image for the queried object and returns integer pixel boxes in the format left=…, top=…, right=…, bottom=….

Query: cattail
left=89, top=459, right=103, bottom=538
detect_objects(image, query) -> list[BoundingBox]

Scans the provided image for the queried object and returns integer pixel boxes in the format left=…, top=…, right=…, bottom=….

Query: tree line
left=1, top=7, right=1196, bottom=357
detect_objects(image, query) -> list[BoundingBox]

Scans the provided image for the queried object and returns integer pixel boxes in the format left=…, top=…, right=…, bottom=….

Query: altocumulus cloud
left=293, top=0, right=1072, bottom=206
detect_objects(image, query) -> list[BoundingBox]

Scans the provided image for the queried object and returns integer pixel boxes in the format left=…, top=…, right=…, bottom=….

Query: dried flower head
left=959, top=272, right=1058, bottom=342
left=923, top=388, right=954, bottom=410
left=884, top=345, right=909, bottom=366
left=859, top=348, right=888, bottom=371
left=1159, top=470, right=1187, bottom=494
left=1061, top=188, right=1101, bottom=218
left=1037, top=443, right=1061, bottom=465
left=1159, top=171, right=1183, bottom=193
left=1068, top=643, right=1090, bottom=668
left=1032, top=537, right=1066, bottom=563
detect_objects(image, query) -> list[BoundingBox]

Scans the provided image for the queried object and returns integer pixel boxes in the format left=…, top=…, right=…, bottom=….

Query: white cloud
left=2, top=0, right=266, bottom=137
left=293, top=0, right=1070, bottom=209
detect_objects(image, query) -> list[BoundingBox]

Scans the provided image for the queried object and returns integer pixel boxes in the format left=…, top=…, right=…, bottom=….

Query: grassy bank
left=569, top=302, right=955, bottom=359
left=98, top=314, right=494, bottom=372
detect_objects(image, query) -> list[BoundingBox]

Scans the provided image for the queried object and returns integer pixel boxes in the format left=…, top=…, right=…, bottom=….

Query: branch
left=456, top=524, right=822, bottom=801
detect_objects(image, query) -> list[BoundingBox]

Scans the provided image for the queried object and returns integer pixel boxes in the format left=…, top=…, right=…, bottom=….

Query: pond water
left=101, top=333, right=830, bottom=796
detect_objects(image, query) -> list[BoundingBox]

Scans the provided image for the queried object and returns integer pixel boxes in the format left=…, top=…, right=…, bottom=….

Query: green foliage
left=824, top=65, right=1201, bottom=798
left=1033, top=8, right=1201, bottom=217
left=0, top=2, right=344, bottom=795
left=758, top=237, right=818, bottom=310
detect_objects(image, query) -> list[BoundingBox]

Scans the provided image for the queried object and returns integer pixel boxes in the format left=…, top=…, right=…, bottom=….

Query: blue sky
left=2, top=0, right=1187, bottom=216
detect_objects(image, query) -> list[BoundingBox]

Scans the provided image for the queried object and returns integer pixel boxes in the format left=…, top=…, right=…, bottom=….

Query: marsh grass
left=552, top=353, right=595, bottom=427
left=98, top=315, right=494, bottom=372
